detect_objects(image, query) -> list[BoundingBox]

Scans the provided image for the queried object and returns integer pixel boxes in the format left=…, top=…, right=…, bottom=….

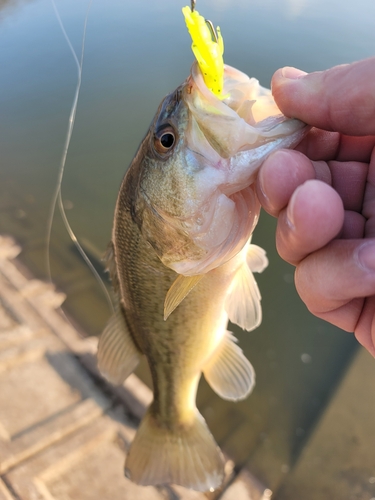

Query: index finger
left=295, top=129, right=375, bottom=163
left=272, top=57, right=375, bottom=136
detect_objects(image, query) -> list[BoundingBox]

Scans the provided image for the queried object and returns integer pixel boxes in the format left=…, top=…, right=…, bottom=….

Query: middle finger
left=275, top=180, right=344, bottom=265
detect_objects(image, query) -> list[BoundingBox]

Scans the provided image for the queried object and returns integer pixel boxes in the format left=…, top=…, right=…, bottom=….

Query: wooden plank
left=5, top=416, right=165, bottom=500
left=0, top=241, right=86, bottom=354
left=0, top=335, right=109, bottom=473
left=0, top=399, right=103, bottom=474
left=0, top=479, right=14, bottom=500
left=0, top=323, right=44, bottom=350
left=0, top=275, right=49, bottom=335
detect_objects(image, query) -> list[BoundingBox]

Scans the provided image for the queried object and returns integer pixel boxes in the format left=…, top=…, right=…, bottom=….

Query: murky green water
left=1, top=0, right=374, bottom=493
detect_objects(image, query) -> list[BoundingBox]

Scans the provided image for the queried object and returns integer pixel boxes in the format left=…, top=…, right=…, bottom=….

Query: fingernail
left=285, top=187, right=300, bottom=230
left=357, top=241, right=375, bottom=272
left=281, top=67, right=307, bottom=80
left=257, top=167, right=269, bottom=204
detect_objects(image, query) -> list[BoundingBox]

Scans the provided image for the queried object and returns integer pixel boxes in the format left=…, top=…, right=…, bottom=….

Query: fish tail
left=125, top=406, right=225, bottom=492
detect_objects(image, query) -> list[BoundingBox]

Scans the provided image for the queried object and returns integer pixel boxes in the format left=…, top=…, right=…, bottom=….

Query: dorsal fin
left=164, top=274, right=203, bottom=320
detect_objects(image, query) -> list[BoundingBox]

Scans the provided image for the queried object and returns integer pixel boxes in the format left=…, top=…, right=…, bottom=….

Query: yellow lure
left=182, top=5, right=224, bottom=97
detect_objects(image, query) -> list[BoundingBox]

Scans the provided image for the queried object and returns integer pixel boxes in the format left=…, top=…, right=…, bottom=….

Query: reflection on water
left=0, top=0, right=374, bottom=493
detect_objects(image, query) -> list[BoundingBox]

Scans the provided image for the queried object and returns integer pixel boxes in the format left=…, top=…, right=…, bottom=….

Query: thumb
left=271, top=57, right=375, bottom=136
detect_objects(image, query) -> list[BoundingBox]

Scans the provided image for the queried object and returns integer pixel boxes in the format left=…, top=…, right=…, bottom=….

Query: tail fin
left=125, top=407, right=225, bottom=492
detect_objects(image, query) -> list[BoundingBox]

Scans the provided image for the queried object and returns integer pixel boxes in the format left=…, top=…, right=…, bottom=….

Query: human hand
left=256, top=57, right=375, bottom=356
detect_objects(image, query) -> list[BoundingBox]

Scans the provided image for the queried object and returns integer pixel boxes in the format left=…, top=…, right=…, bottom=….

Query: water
left=1, top=0, right=374, bottom=492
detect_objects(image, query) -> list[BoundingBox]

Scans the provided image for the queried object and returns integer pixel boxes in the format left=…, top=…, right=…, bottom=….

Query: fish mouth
left=184, top=62, right=308, bottom=159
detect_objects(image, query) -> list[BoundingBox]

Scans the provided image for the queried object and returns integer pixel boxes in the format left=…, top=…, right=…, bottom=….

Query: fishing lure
left=182, top=3, right=224, bottom=97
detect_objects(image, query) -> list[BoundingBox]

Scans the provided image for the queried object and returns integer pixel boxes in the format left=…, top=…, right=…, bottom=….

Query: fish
left=97, top=61, right=307, bottom=492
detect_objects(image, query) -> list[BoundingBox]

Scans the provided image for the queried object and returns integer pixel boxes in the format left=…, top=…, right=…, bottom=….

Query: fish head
left=128, top=63, right=308, bottom=276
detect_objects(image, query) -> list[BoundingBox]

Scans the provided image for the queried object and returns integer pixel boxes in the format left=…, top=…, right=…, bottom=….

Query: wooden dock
left=0, top=236, right=270, bottom=500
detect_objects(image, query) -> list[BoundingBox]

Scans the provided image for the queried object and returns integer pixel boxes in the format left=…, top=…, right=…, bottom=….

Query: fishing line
left=47, top=0, right=114, bottom=314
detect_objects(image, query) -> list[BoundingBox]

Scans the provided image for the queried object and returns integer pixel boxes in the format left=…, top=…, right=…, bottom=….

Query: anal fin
left=203, top=331, right=255, bottom=401
left=97, top=299, right=140, bottom=385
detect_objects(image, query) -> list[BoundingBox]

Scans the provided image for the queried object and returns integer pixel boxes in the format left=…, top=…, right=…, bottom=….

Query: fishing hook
left=191, top=0, right=196, bottom=12
left=205, top=19, right=218, bottom=43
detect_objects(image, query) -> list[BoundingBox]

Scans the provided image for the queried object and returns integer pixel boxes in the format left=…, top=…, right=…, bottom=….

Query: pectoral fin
left=225, top=244, right=268, bottom=332
left=164, top=274, right=203, bottom=320
left=203, top=331, right=255, bottom=401
left=225, top=261, right=262, bottom=331
left=97, top=300, right=140, bottom=385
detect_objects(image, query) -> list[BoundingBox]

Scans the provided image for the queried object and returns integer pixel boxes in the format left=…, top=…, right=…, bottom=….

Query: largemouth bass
left=97, top=62, right=307, bottom=492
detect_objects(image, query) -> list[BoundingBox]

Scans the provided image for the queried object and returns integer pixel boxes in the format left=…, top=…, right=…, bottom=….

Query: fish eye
left=160, top=133, right=175, bottom=149
left=154, top=127, right=176, bottom=155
